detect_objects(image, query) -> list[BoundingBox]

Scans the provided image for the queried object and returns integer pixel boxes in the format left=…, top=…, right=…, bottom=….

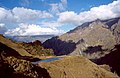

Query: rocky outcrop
left=39, top=56, right=119, bottom=78
left=0, top=54, right=51, bottom=78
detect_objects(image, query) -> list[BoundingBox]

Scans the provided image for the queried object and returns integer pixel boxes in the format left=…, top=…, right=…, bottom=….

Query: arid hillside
left=0, top=34, right=31, bottom=56
left=39, top=56, right=119, bottom=78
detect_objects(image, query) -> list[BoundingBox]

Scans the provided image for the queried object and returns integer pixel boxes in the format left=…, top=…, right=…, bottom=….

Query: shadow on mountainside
left=43, top=37, right=77, bottom=55
left=0, top=42, right=41, bottom=62
left=0, top=42, right=21, bottom=57
left=83, top=45, right=108, bottom=54
left=34, top=65, right=51, bottom=78
left=103, top=17, right=120, bottom=28
left=95, top=44, right=120, bottom=76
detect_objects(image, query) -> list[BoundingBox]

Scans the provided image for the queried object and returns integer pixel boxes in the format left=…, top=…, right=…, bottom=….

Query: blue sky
left=0, top=0, right=114, bottom=11
left=0, top=0, right=120, bottom=36
left=0, top=0, right=114, bottom=12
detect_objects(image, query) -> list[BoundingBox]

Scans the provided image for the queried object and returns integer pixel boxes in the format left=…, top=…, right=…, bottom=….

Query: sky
left=0, top=0, right=120, bottom=36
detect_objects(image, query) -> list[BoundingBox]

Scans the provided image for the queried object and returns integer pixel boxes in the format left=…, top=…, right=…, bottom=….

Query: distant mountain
left=6, top=35, right=55, bottom=43
left=43, top=17, right=120, bottom=59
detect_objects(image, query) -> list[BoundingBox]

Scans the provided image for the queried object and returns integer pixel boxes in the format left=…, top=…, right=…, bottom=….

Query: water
left=31, top=57, right=61, bottom=64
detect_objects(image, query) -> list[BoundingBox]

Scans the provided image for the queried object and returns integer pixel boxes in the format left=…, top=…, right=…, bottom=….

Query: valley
left=0, top=17, right=120, bottom=78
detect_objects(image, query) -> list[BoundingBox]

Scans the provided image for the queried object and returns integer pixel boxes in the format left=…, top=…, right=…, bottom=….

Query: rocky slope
left=39, top=56, right=119, bottom=78
left=43, top=17, right=120, bottom=59
left=19, top=40, right=54, bottom=56
left=96, top=44, right=120, bottom=76
left=0, top=34, right=31, bottom=56
left=0, top=35, right=52, bottom=78
left=0, top=34, right=54, bottom=58
left=0, top=55, right=51, bottom=78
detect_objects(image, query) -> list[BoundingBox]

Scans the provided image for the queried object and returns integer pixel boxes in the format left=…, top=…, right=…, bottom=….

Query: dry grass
left=39, top=56, right=119, bottom=78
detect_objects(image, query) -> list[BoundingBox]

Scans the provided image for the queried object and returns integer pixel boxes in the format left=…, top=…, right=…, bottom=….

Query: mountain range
left=43, top=17, right=120, bottom=76
left=6, top=35, right=54, bottom=43
left=43, top=17, right=120, bottom=58
left=0, top=34, right=119, bottom=78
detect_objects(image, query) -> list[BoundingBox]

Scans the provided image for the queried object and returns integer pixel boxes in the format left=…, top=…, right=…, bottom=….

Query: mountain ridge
left=6, top=35, right=55, bottom=43
left=43, top=17, right=120, bottom=58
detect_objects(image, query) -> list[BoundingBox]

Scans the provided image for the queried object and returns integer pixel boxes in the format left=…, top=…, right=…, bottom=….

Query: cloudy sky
left=0, top=0, right=120, bottom=36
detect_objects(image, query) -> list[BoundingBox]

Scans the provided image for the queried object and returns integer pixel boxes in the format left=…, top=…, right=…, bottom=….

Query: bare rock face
left=96, top=44, right=120, bottom=76
left=39, top=56, right=119, bottom=78
left=43, top=17, right=120, bottom=59
left=111, top=20, right=120, bottom=44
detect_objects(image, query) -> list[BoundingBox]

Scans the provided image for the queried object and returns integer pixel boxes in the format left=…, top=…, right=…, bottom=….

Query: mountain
left=6, top=35, right=55, bottom=43
left=43, top=17, right=120, bottom=59
left=43, top=17, right=120, bottom=76
left=0, top=34, right=119, bottom=78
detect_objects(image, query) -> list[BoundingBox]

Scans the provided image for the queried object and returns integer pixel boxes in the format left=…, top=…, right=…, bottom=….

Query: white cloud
left=5, top=23, right=64, bottom=36
left=0, top=8, right=14, bottom=23
left=58, top=0, right=120, bottom=26
left=40, top=21, right=63, bottom=29
left=12, top=7, right=52, bottom=22
left=0, top=7, right=52, bottom=23
left=49, top=0, right=67, bottom=14
left=0, top=23, right=7, bottom=34
left=58, top=11, right=80, bottom=25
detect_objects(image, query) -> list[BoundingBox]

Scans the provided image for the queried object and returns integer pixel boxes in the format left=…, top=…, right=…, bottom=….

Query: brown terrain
left=18, top=40, right=54, bottom=56
left=39, top=56, right=119, bottom=78
left=0, top=34, right=119, bottom=78
left=0, top=34, right=31, bottom=56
